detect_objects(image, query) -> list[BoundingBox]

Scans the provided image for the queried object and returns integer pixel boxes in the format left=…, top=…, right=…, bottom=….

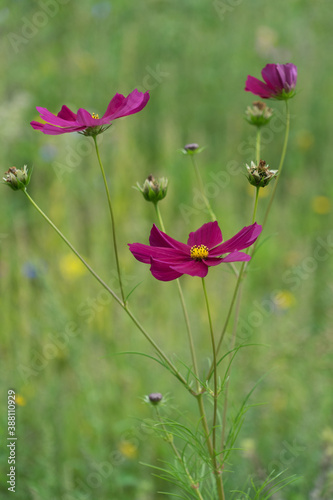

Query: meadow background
left=1, top=0, right=333, bottom=498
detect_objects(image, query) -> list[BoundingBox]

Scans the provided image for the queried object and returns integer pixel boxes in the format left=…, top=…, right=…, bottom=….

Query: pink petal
left=102, top=93, right=126, bottom=118
left=277, top=63, right=297, bottom=91
left=30, top=121, right=45, bottom=131
left=35, top=123, right=85, bottom=135
left=245, top=76, right=273, bottom=98
left=57, top=105, right=77, bottom=121
left=104, top=89, right=150, bottom=120
left=220, top=252, right=251, bottom=262
left=128, top=243, right=184, bottom=264
left=284, top=63, right=297, bottom=87
left=211, top=223, right=262, bottom=254
left=205, top=257, right=226, bottom=266
left=76, top=108, right=112, bottom=127
left=170, top=260, right=208, bottom=278
left=35, top=107, right=77, bottom=127
left=150, top=258, right=182, bottom=281
left=187, top=221, right=222, bottom=248
left=262, top=64, right=283, bottom=91
left=149, top=225, right=189, bottom=253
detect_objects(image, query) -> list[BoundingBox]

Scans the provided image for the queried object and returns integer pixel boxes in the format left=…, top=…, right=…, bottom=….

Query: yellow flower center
left=190, top=245, right=209, bottom=260
left=92, top=113, right=99, bottom=119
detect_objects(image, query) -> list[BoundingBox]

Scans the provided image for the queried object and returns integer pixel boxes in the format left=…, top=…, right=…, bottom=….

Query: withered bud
left=3, top=165, right=31, bottom=191
left=245, top=101, right=273, bottom=127
left=246, top=160, right=278, bottom=188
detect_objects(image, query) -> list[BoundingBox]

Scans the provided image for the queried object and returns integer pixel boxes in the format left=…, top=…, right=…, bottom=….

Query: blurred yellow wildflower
left=118, top=440, right=138, bottom=459
left=311, top=196, right=331, bottom=215
left=15, top=394, right=26, bottom=406
left=59, top=254, right=86, bottom=280
left=273, top=290, right=296, bottom=310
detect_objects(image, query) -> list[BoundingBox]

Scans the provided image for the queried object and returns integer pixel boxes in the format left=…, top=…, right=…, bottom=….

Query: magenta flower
left=129, top=221, right=262, bottom=281
left=30, top=89, right=150, bottom=136
left=245, top=63, right=297, bottom=100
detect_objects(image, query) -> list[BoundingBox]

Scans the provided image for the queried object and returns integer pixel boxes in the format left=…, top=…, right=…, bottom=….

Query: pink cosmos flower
left=129, top=221, right=262, bottom=281
left=30, top=89, right=150, bottom=136
left=245, top=63, right=297, bottom=100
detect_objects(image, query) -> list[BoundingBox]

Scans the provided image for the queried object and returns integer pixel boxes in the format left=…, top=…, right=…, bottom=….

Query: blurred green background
left=1, top=0, right=333, bottom=498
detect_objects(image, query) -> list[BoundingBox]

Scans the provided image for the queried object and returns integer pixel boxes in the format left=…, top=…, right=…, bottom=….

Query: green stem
left=202, top=278, right=225, bottom=500
left=23, top=189, right=123, bottom=307
left=262, top=99, right=290, bottom=230
left=93, top=136, right=126, bottom=304
left=155, top=407, right=205, bottom=500
left=220, top=283, right=242, bottom=452
left=154, top=203, right=166, bottom=232
left=206, top=186, right=261, bottom=382
left=23, top=190, right=192, bottom=393
left=191, top=156, right=217, bottom=221
left=252, top=186, right=260, bottom=224
left=256, top=127, right=261, bottom=164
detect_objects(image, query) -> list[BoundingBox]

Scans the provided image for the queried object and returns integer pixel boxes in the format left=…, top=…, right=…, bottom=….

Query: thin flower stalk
left=261, top=99, right=290, bottom=230
left=93, top=136, right=126, bottom=304
left=23, top=189, right=192, bottom=393
left=201, top=278, right=225, bottom=500
left=206, top=181, right=261, bottom=381
left=256, top=128, right=261, bottom=164
left=191, top=155, right=217, bottom=221
left=220, top=283, right=242, bottom=454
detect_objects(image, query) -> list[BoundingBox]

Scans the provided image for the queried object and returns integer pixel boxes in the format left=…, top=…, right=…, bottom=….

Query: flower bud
left=136, top=175, right=168, bottom=204
left=148, top=393, right=163, bottom=405
left=246, top=160, right=278, bottom=187
left=245, top=101, right=273, bottom=127
left=3, top=165, right=31, bottom=191
left=179, top=143, right=206, bottom=155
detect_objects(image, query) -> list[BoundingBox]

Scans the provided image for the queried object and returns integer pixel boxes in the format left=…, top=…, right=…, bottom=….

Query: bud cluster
left=136, top=175, right=168, bottom=204
left=246, top=160, right=278, bottom=187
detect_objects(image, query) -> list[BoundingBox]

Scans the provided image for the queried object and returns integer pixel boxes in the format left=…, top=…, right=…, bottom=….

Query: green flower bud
left=245, top=101, right=273, bottom=127
left=3, top=165, right=32, bottom=191
left=136, top=175, right=168, bottom=204
left=246, top=160, right=278, bottom=187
